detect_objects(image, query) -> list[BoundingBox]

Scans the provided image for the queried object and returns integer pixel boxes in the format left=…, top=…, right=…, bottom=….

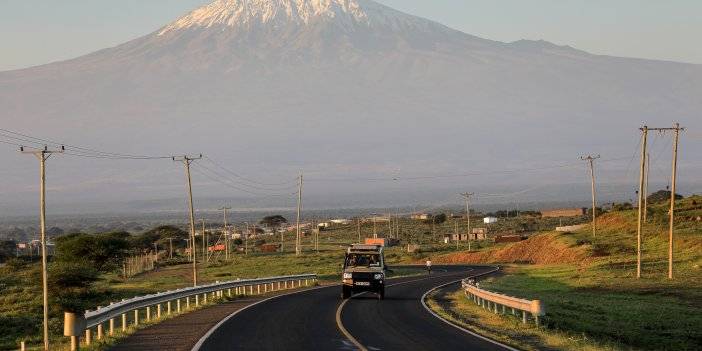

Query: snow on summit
left=158, top=0, right=371, bottom=35
left=157, top=0, right=451, bottom=36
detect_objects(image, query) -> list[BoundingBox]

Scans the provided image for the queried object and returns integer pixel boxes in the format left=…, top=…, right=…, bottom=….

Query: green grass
left=440, top=196, right=702, bottom=350
left=427, top=289, right=621, bottom=351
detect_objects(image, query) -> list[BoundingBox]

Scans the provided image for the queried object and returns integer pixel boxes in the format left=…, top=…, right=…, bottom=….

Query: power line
left=203, top=156, right=298, bottom=187
left=0, top=128, right=170, bottom=159
left=191, top=163, right=298, bottom=198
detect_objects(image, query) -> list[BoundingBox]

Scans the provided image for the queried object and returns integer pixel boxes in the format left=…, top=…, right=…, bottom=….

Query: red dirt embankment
left=431, top=232, right=591, bottom=265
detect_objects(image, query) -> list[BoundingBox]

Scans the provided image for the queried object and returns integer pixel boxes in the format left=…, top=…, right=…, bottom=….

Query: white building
left=483, top=217, right=498, bottom=224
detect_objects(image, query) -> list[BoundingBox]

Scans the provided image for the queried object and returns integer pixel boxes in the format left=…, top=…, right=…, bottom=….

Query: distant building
left=411, top=214, right=431, bottom=220
left=330, top=219, right=351, bottom=225
left=472, top=227, right=488, bottom=235
left=483, top=217, right=498, bottom=224
left=541, top=208, right=587, bottom=218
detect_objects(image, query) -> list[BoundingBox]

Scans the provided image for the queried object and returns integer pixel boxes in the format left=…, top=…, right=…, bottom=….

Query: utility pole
left=245, top=223, right=250, bottom=255
left=173, top=154, right=202, bottom=286
left=373, top=216, right=377, bottom=238
left=643, top=153, right=650, bottom=223
left=636, top=127, right=648, bottom=279
left=21, top=145, right=63, bottom=351
left=168, top=238, right=173, bottom=259
left=638, top=124, right=684, bottom=279
left=295, top=173, right=303, bottom=256
left=580, top=155, right=600, bottom=237
left=388, top=214, right=393, bottom=238
left=668, top=123, right=684, bottom=279
left=454, top=218, right=459, bottom=249
left=219, top=206, right=231, bottom=260
left=461, top=193, right=474, bottom=252
left=357, top=218, right=361, bottom=243
left=201, top=219, right=207, bottom=262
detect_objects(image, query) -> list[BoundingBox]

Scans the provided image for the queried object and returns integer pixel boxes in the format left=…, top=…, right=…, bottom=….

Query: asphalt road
left=197, top=265, right=508, bottom=351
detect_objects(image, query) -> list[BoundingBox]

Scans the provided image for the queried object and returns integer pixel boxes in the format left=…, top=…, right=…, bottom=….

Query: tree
left=0, top=240, right=16, bottom=263
left=55, top=232, right=130, bottom=272
left=260, top=215, right=288, bottom=228
left=432, top=213, right=447, bottom=224
left=647, top=190, right=683, bottom=204
left=49, top=261, right=99, bottom=313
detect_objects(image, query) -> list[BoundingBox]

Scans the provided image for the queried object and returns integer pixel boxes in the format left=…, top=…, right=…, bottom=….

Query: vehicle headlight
left=374, top=273, right=384, bottom=280
left=343, top=273, right=353, bottom=279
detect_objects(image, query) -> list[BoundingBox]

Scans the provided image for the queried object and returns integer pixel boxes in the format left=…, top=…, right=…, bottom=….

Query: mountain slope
left=0, top=0, right=700, bottom=210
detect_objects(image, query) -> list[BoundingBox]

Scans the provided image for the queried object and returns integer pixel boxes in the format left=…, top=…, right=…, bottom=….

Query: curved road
left=197, top=265, right=507, bottom=351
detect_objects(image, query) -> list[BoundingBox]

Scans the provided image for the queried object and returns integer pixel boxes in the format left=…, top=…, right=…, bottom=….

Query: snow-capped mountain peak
left=159, top=0, right=372, bottom=35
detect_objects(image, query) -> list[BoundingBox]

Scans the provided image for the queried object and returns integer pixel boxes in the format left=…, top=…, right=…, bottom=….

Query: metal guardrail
left=462, top=278, right=545, bottom=325
left=63, top=274, right=317, bottom=350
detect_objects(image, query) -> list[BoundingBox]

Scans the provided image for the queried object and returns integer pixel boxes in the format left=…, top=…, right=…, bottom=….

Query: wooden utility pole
left=640, top=124, right=685, bottom=279
left=295, top=173, right=303, bottom=256
left=454, top=218, right=459, bottom=249
left=461, top=193, right=474, bottom=251
left=643, top=153, right=650, bottom=223
left=581, top=155, right=600, bottom=237
left=373, top=216, right=377, bottom=238
left=668, top=123, right=684, bottom=279
left=636, top=127, right=648, bottom=279
left=173, top=154, right=202, bottom=286
left=21, top=145, right=63, bottom=351
left=357, top=218, right=361, bottom=243
left=220, top=206, right=231, bottom=260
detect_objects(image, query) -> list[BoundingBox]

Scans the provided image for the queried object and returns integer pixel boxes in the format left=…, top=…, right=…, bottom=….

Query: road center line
left=334, top=268, right=473, bottom=351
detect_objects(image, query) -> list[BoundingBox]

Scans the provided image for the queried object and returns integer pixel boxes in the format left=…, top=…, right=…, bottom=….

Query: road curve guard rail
left=461, top=279, right=545, bottom=325
left=62, top=274, right=317, bottom=350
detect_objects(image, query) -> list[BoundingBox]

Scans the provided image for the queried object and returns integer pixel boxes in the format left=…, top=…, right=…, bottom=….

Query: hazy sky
left=1, top=0, right=701, bottom=71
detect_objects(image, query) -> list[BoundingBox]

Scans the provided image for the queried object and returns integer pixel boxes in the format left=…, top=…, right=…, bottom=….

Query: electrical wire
left=202, top=156, right=299, bottom=190
left=192, top=162, right=298, bottom=198
left=0, top=128, right=171, bottom=159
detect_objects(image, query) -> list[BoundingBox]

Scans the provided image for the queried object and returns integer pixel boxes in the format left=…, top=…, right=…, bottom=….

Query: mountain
left=1, top=0, right=701, bottom=214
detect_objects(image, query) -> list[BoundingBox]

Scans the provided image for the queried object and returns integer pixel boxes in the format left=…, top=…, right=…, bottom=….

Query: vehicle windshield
left=345, top=253, right=382, bottom=268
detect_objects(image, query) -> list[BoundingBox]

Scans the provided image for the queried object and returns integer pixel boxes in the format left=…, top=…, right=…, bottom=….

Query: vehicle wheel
left=341, top=286, right=351, bottom=299
left=378, top=287, right=385, bottom=300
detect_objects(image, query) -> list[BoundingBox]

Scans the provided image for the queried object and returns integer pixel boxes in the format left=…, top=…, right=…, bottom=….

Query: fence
left=122, top=252, right=158, bottom=278
left=62, top=274, right=317, bottom=350
left=462, top=279, right=545, bottom=325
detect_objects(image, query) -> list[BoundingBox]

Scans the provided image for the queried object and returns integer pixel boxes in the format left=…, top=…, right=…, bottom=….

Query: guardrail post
left=167, top=301, right=172, bottom=315
left=109, top=318, right=114, bottom=336
left=494, top=303, right=498, bottom=314
left=177, top=299, right=182, bottom=312
left=203, top=293, right=207, bottom=304
left=257, top=284, right=261, bottom=294
left=146, top=306, right=151, bottom=321
left=522, top=310, right=527, bottom=324
left=85, top=329, right=91, bottom=346
left=531, top=300, right=543, bottom=326
left=195, top=294, right=200, bottom=307
left=305, top=279, right=309, bottom=286
left=71, top=337, right=78, bottom=351
left=157, top=304, right=162, bottom=319
left=122, top=313, right=127, bottom=332
left=134, top=309, right=139, bottom=326
left=264, top=283, right=268, bottom=293
left=284, top=281, right=288, bottom=289
left=97, top=323, right=103, bottom=340
left=228, top=288, right=232, bottom=297
left=249, top=285, right=254, bottom=295
left=20, top=341, right=25, bottom=351
left=278, top=282, right=282, bottom=290
left=186, top=296, right=190, bottom=309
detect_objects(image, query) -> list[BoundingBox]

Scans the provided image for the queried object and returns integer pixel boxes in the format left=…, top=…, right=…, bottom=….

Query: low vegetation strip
left=426, top=286, right=621, bottom=351
left=426, top=195, right=702, bottom=350
left=462, top=279, right=544, bottom=325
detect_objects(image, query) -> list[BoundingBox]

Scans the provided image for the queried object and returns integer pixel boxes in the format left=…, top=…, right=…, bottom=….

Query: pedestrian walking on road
left=426, top=259, right=432, bottom=275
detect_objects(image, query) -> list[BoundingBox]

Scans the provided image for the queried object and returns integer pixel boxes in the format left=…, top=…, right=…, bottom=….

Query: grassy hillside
left=432, top=195, right=702, bottom=350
